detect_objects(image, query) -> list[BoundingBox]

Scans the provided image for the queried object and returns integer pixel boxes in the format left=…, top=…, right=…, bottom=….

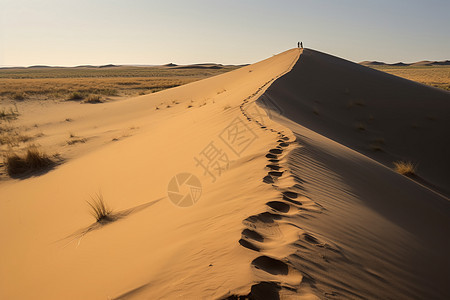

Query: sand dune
left=1, top=47, right=449, bottom=299
left=360, top=60, right=450, bottom=67
left=266, top=49, right=450, bottom=196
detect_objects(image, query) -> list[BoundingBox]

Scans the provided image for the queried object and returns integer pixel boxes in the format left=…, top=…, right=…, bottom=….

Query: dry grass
left=68, top=92, right=83, bottom=100
left=369, top=66, right=450, bottom=91
left=82, top=94, right=102, bottom=104
left=87, top=193, right=114, bottom=224
left=393, top=161, right=416, bottom=176
left=0, top=131, right=32, bottom=146
left=0, top=66, right=240, bottom=102
left=67, top=138, right=86, bottom=145
left=4, top=145, right=53, bottom=176
left=0, top=106, right=19, bottom=121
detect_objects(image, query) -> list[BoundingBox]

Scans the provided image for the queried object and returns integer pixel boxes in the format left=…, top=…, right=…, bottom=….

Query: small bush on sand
left=67, top=138, right=86, bottom=145
left=82, top=94, right=102, bottom=104
left=394, top=161, right=416, bottom=176
left=12, top=92, right=26, bottom=100
left=0, top=107, right=19, bottom=121
left=4, top=145, right=53, bottom=176
left=68, top=92, right=83, bottom=100
left=87, top=193, right=114, bottom=224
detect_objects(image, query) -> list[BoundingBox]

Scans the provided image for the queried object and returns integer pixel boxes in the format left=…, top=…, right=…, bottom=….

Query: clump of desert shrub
left=87, top=193, right=114, bottom=224
left=0, top=106, right=19, bottom=121
left=393, top=161, right=416, bottom=176
left=12, top=92, right=26, bottom=100
left=4, top=145, right=53, bottom=176
left=82, top=94, right=102, bottom=104
left=68, top=92, right=84, bottom=100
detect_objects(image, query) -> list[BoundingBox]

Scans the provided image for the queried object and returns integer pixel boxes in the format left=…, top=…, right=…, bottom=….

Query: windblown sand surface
left=0, top=48, right=449, bottom=299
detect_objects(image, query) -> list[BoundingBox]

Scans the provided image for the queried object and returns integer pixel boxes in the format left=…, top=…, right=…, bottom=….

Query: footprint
left=266, top=201, right=291, bottom=213
left=269, top=148, right=283, bottom=155
left=239, top=239, right=261, bottom=252
left=247, top=282, right=281, bottom=300
left=266, top=164, right=281, bottom=171
left=242, top=228, right=265, bottom=242
left=282, top=191, right=298, bottom=199
left=268, top=171, right=283, bottom=177
left=263, top=175, right=275, bottom=184
left=266, top=153, right=278, bottom=159
left=279, top=142, right=289, bottom=147
left=244, top=212, right=282, bottom=225
left=268, top=159, right=280, bottom=163
left=252, top=256, right=289, bottom=275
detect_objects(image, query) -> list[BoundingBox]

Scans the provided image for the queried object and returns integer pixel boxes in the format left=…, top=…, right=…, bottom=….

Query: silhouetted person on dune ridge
left=297, top=42, right=303, bottom=48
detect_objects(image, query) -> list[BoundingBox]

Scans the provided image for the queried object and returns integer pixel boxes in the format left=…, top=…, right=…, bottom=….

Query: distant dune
left=0, top=63, right=230, bottom=70
left=360, top=59, right=450, bottom=67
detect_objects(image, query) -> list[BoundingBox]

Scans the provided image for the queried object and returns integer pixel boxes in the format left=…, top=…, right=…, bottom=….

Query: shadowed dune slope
left=263, top=48, right=450, bottom=195
left=253, top=48, right=450, bottom=299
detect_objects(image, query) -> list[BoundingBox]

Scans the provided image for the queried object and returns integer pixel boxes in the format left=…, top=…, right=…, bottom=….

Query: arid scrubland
left=369, top=65, right=450, bottom=91
left=0, top=65, right=240, bottom=102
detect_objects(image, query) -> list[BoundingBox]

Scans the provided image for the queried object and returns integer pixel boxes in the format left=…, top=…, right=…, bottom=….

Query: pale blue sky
left=1, top=0, right=449, bottom=67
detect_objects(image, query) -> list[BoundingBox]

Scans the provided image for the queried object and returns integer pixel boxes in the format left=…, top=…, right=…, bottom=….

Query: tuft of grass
left=82, top=94, right=102, bottom=104
left=12, top=92, right=26, bottom=100
left=393, top=161, right=416, bottom=176
left=87, top=193, right=113, bottom=224
left=68, top=92, right=83, bottom=100
left=67, top=138, right=86, bottom=145
left=0, top=107, right=19, bottom=121
left=4, top=145, right=53, bottom=176
left=0, top=131, right=32, bottom=146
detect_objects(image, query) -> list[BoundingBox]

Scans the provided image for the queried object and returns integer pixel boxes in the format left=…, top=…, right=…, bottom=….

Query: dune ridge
left=252, top=49, right=450, bottom=299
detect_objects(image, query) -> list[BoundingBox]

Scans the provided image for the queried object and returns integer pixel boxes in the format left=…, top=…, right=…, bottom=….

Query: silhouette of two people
left=297, top=42, right=303, bottom=49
